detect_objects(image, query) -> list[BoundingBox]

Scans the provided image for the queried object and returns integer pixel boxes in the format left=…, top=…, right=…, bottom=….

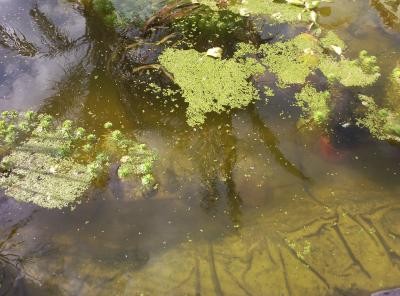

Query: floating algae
left=197, top=0, right=311, bottom=24
left=259, top=33, right=322, bottom=86
left=295, top=85, right=330, bottom=125
left=103, top=128, right=156, bottom=187
left=319, top=50, right=380, bottom=87
left=0, top=113, right=157, bottom=209
left=159, top=48, right=264, bottom=126
left=320, top=31, right=347, bottom=51
left=384, top=66, right=400, bottom=110
left=155, top=30, right=380, bottom=126
left=172, top=6, right=247, bottom=46
left=0, top=125, right=95, bottom=209
left=357, top=95, right=400, bottom=142
left=258, top=33, right=380, bottom=87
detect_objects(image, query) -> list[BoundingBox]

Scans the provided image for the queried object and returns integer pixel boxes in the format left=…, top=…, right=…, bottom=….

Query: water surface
left=1, top=0, right=400, bottom=295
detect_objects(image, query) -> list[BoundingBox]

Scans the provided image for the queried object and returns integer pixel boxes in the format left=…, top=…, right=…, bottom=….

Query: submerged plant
left=258, top=33, right=380, bottom=87
left=159, top=48, right=264, bottom=126
left=0, top=112, right=157, bottom=209
left=319, top=50, right=380, bottom=87
left=295, top=85, right=330, bottom=125
left=357, top=95, right=400, bottom=142
left=90, top=0, right=124, bottom=27
left=104, top=130, right=157, bottom=187
left=259, top=33, right=322, bottom=86
left=384, top=66, right=400, bottom=110
left=198, top=0, right=312, bottom=24
left=320, top=31, right=347, bottom=53
left=0, top=126, right=94, bottom=209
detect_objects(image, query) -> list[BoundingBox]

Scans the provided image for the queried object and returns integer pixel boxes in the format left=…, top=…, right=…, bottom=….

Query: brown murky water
left=1, top=0, right=400, bottom=295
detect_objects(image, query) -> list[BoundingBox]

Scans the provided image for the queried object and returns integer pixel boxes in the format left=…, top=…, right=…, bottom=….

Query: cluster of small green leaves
left=0, top=113, right=157, bottom=208
left=357, top=95, right=400, bottom=142
left=295, top=85, right=330, bottom=126
left=91, top=0, right=124, bottom=27
left=253, top=33, right=380, bottom=87
left=319, top=50, right=380, bottom=87
left=0, top=110, right=38, bottom=148
left=103, top=123, right=156, bottom=188
left=159, top=48, right=264, bottom=126
left=172, top=6, right=246, bottom=46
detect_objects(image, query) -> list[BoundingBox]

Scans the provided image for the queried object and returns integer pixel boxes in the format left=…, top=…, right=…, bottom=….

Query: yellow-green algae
left=264, top=86, right=275, bottom=97
left=0, top=126, right=94, bottom=209
left=156, top=32, right=380, bottom=126
left=257, top=33, right=380, bottom=87
left=384, top=66, right=400, bottom=110
left=0, top=113, right=157, bottom=208
left=320, top=31, right=347, bottom=51
left=103, top=128, right=156, bottom=187
left=159, top=48, right=264, bottom=126
left=319, top=50, right=380, bottom=87
left=172, top=6, right=246, bottom=44
left=295, top=85, right=330, bottom=125
left=357, top=95, right=400, bottom=142
left=259, top=33, right=322, bottom=86
left=198, top=0, right=310, bottom=24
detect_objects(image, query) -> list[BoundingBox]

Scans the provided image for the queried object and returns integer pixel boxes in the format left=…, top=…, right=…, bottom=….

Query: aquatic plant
left=0, top=127, right=94, bottom=209
left=264, top=86, right=275, bottom=97
left=259, top=33, right=322, bottom=86
left=91, top=0, right=123, bottom=27
left=0, top=111, right=40, bottom=153
left=259, top=33, right=380, bottom=87
left=159, top=48, right=264, bottom=126
left=384, top=66, right=400, bottom=110
left=319, top=50, right=380, bottom=87
left=0, top=112, right=157, bottom=208
left=295, top=85, right=330, bottom=125
left=172, top=6, right=247, bottom=46
left=357, top=95, right=400, bottom=142
left=198, top=0, right=311, bottom=24
left=320, top=31, right=347, bottom=52
left=103, top=130, right=156, bottom=187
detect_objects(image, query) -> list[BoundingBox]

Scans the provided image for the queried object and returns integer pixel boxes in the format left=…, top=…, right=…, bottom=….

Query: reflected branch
left=249, top=107, right=309, bottom=181
left=30, top=4, right=74, bottom=55
left=0, top=24, right=38, bottom=57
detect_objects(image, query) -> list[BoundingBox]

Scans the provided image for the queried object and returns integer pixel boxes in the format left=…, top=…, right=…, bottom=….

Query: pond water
left=1, top=0, right=400, bottom=295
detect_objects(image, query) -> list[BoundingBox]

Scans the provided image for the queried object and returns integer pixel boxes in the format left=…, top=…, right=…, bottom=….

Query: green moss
left=357, top=95, right=400, bottom=142
left=260, top=33, right=322, bottom=86
left=295, top=85, right=330, bottom=125
left=159, top=48, right=264, bottom=126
